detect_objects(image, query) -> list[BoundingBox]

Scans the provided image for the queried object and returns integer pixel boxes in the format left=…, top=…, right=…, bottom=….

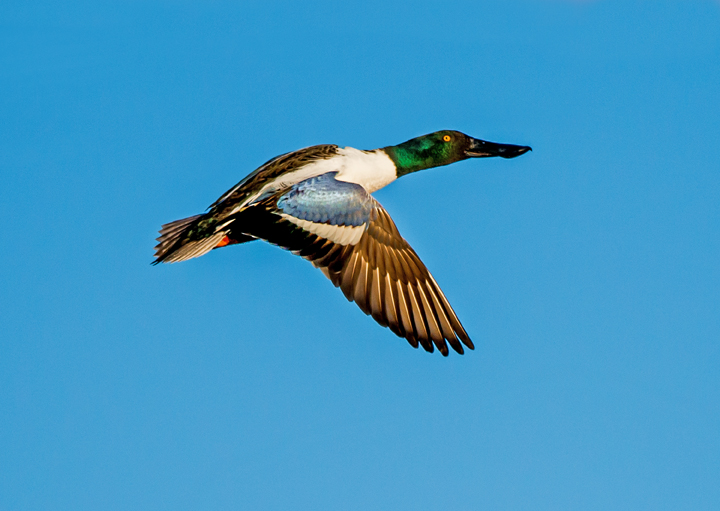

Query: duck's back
left=210, top=144, right=340, bottom=213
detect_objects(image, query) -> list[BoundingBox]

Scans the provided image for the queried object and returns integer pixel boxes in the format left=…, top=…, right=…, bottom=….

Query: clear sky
left=1, top=1, right=719, bottom=509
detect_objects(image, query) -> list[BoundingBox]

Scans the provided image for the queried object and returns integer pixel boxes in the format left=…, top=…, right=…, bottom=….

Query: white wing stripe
left=280, top=214, right=366, bottom=246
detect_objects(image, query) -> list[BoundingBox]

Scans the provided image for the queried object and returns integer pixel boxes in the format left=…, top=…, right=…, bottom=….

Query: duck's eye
left=443, top=135, right=451, bottom=142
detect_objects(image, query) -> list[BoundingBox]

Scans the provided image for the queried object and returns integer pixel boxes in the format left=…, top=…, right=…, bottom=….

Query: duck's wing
left=153, top=144, right=340, bottom=264
left=209, top=144, right=340, bottom=211
left=234, top=172, right=473, bottom=356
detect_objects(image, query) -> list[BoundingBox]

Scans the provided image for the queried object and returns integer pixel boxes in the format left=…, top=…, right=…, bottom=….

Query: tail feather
left=153, top=214, right=225, bottom=264
left=158, top=231, right=227, bottom=263
left=153, top=213, right=257, bottom=265
left=159, top=215, right=201, bottom=236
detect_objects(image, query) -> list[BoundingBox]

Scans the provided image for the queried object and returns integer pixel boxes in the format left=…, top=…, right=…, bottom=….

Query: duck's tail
left=152, top=214, right=227, bottom=265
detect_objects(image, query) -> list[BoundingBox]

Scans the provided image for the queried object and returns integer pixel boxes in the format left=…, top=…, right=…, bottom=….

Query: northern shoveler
left=154, top=130, right=531, bottom=355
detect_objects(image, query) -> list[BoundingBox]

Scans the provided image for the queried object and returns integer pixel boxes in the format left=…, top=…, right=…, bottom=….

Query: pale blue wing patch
left=276, top=172, right=374, bottom=246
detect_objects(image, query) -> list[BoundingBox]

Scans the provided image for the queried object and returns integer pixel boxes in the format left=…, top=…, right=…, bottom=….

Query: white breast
left=333, top=148, right=397, bottom=193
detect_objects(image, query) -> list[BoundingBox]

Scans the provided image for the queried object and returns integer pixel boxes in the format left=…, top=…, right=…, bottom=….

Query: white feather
left=281, top=214, right=366, bottom=246
left=348, top=224, right=365, bottom=245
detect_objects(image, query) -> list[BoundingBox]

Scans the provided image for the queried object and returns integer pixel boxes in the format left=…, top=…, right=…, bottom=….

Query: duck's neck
left=383, top=139, right=467, bottom=178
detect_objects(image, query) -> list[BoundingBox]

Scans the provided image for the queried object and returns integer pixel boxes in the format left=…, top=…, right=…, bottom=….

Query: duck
left=154, top=130, right=531, bottom=356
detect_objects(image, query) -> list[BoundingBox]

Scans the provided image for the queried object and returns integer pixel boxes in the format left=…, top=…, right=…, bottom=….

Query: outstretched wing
left=233, top=172, right=474, bottom=355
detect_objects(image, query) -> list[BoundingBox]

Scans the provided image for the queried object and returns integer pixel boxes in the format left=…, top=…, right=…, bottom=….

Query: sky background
left=1, top=1, right=719, bottom=509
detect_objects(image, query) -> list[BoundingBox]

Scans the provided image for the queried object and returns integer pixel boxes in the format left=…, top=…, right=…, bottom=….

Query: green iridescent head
left=384, top=130, right=531, bottom=177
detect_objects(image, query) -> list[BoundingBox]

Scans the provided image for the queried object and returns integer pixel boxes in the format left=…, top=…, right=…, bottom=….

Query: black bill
left=466, top=137, right=532, bottom=159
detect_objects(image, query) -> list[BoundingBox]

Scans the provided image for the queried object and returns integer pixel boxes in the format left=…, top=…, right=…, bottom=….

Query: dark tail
left=152, top=214, right=227, bottom=264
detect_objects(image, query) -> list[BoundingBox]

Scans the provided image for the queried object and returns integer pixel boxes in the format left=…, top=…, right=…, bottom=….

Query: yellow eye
left=443, top=135, right=451, bottom=142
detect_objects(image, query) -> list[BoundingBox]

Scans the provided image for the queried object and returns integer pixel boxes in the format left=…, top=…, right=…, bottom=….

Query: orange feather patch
left=215, top=235, right=233, bottom=248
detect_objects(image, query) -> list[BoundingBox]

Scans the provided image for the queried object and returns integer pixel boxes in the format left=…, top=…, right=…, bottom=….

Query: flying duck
left=154, top=130, right=531, bottom=355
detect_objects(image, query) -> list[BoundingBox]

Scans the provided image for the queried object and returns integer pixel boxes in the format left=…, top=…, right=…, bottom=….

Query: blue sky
left=1, top=1, right=719, bottom=509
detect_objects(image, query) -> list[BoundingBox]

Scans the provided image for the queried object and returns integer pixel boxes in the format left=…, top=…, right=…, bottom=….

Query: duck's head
left=384, top=130, right=531, bottom=177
